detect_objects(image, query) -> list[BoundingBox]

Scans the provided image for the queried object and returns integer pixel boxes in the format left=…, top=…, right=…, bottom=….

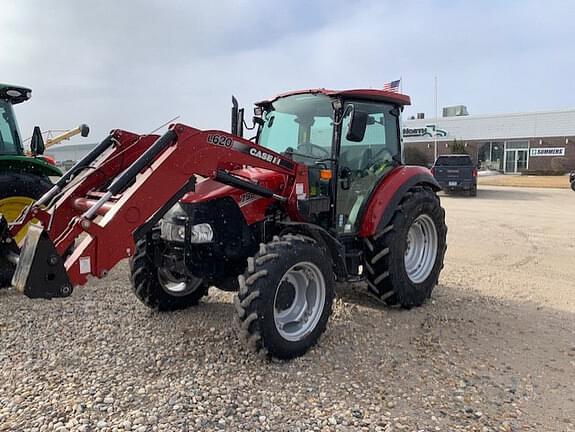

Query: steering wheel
left=297, top=143, right=330, bottom=158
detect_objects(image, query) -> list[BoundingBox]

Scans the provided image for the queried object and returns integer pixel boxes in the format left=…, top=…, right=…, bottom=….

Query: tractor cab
left=0, top=85, right=29, bottom=156
left=253, top=89, right=410, bottom=235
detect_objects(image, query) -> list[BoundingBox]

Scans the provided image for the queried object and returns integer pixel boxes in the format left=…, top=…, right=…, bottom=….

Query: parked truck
left=431, top=154, right=478, bottom=196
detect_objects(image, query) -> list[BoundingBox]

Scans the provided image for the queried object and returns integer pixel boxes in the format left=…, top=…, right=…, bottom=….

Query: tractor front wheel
left=0, top=172, right=53, bottom=287
left=234, top=235, right=335, bottom=359
left=130, top=238, right=209, bottom=311
left=365, top=187, right=447, bottom=308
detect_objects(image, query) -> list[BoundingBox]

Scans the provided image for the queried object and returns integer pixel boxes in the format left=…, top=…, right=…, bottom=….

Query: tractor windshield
left=258, top=94, right=334, bottom=163
left=0, top=100, right=23, bottom=155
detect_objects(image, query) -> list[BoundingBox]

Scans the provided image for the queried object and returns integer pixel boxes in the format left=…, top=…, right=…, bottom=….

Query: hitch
left=12, top=224, right=72, bottom=299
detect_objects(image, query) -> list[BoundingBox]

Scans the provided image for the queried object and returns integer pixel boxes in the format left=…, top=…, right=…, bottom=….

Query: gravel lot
left=1, top=186, right=574, bottom=431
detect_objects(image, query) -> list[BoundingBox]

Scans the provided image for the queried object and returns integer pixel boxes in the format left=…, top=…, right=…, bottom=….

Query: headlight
left=190, top=223, right=214, bottom=244
left=160, top=220, right=186, bottom=242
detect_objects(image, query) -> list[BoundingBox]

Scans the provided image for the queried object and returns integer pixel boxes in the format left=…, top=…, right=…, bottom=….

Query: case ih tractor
left=1, top=88, right=447, bottom=359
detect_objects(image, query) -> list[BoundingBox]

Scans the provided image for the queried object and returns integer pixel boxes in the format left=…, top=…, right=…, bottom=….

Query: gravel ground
left=1, top=186, right=574, bottom=431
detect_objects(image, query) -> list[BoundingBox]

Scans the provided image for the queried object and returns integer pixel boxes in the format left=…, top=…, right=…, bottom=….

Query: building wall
left=404, top=136, right=575, bottom=172
left=527, top=136, right=574, bottom=172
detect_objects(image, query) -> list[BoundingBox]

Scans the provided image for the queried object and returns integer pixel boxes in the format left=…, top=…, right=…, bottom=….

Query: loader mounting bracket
left=12, top=224, right=73, bottom=299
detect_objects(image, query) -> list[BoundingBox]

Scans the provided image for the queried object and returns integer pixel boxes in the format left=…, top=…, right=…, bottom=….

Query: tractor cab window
left=258, top=94, right=334, bottom=164
left=0, top=101, right=22, bottom=155
left=336, top=101, right=400, bottom=233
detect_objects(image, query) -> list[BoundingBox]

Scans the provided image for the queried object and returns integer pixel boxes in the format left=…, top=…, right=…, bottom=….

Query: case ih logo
left=403, top=124, right=447, bottom=138
left=249, top=148, right=282, bottom=165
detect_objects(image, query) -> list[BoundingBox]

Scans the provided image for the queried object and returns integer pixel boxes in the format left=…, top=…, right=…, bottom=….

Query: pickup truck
left=431, top=154, right=477, bottom=196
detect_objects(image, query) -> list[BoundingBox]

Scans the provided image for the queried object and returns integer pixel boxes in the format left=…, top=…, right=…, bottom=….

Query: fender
left=278, top=221, right=348, bottom=280
left=0, top=155, right=62, bottom=177
left=359, top=165, right=439, bottom=238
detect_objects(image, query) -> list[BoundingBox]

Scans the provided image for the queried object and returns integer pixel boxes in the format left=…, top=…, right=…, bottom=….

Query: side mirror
left=30, top=126, right=45, bottom=156
left=79, top=124, right=90, bottom=137
left=346, top=108, right=368, bottom=142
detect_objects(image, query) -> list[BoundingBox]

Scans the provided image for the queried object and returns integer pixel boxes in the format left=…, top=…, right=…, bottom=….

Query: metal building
left=403, top=108, right=575, bottom=173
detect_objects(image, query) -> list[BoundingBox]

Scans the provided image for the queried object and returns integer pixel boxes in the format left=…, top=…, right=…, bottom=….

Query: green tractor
left=0, top=83, right=88, bottom=285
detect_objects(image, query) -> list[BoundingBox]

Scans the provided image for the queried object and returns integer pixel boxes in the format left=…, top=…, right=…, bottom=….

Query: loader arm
left=13, top=124, right=302, bottom=299
left=8, top=130, right=159, bottom=241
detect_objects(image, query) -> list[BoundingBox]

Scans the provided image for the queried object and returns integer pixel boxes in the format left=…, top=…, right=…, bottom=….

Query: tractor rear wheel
left=365, top=187, right=447, bottom=308
left=234, top=235, right=335, bottom=359
left=0, top=172, right=53, bottom=288
left=130, top=238, right=209, bottom=311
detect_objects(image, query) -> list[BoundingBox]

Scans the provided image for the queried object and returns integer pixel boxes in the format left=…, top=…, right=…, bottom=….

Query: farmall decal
left=403, top=124, right=447, bottom=138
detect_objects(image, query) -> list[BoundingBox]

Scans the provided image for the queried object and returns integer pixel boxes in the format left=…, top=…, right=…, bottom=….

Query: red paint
left=39, top=155, right=56, bottom=166
left=9, top=130, right=155, bottom=240
left=181, top=167, right=287, bottom=225
left=359, top=165, right=435, bottom=237
left=257, top=88, right=411, bottom=107
left=44, top=125, right=300, bottom=288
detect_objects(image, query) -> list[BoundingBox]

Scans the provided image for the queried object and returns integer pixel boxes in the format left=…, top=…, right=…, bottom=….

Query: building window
left=478, top=141, right=504, bottom=171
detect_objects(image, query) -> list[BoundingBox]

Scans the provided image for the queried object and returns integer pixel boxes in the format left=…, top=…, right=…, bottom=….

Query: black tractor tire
left=0, top=248, right=16, bottom=288
left=0, top=172, right=53, bottom=288
left=130, top=238, right=209, bottom=311
left=234, top=234, right=335, bottom=360
left=571, top=180, right=575, bottom=192
left=364, top=186, right=447, bottom=308
left=0, top=172, right=53, bottom=204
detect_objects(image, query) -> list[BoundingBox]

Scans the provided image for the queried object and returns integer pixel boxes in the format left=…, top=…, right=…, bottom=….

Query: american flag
left=383, top=79, right=401, bottom=93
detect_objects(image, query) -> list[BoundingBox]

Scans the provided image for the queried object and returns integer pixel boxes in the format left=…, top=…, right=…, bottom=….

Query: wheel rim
left=157, top=268, right=203, bottom=297
left=273, top=261, right=326, bottom=342
left=0, top=196, right=36, bottom=244
left=404, top=214, right=438, bottom=284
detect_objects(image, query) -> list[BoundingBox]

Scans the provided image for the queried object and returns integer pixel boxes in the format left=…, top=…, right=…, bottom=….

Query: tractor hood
left=181, top=167, right=287, bottom=206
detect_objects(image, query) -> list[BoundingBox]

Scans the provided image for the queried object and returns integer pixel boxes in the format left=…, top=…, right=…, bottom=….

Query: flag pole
left=434, top=76, right=438, bottom=161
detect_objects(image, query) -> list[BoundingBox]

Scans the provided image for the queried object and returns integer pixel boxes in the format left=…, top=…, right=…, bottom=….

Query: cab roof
left=256, top=88, right=411, bottom=107
left=0, top=83, right=32, bottom=104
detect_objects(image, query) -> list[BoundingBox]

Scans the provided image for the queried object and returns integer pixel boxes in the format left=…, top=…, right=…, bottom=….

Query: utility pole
left=434, top=76, right=438, bottom=161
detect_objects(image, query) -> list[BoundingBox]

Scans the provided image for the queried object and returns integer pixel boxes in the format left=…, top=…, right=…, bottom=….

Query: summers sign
left=529, top=147, right=565, bottom=157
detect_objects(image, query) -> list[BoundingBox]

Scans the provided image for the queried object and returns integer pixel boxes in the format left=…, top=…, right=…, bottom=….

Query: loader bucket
left=12, top=224, right=73, bottom=299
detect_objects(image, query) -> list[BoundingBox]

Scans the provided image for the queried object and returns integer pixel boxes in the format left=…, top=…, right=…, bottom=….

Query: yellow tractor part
left=45, top=124, right=90, bottom=148
left=0, top=196, right=36, bottom=244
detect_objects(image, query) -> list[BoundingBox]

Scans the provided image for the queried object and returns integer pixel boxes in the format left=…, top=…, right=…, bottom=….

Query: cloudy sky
left=1, top=0, right=574, bottom=142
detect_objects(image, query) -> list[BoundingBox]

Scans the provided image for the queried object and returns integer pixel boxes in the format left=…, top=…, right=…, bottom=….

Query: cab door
left=335, top=101, right=400, bottom=233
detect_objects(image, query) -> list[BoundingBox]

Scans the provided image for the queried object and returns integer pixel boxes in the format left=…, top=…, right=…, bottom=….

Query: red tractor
left=1, top=88, right=447, bottom=359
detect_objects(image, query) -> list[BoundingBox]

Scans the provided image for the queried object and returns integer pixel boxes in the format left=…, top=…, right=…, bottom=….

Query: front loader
left=1, top=88, right=447, bottom=359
